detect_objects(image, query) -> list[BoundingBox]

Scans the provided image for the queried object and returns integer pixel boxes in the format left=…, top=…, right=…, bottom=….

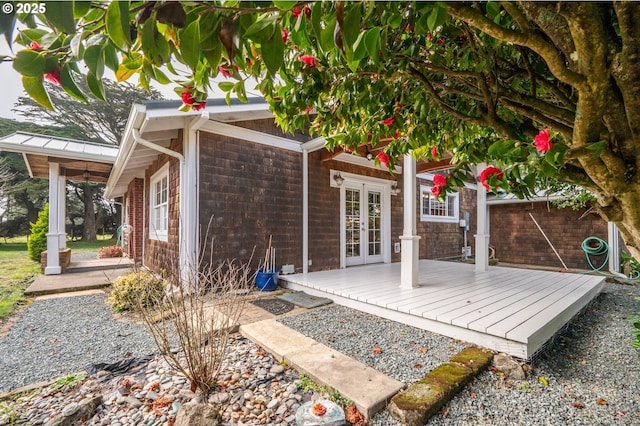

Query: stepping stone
left=277, top=291, right=332, bottom=309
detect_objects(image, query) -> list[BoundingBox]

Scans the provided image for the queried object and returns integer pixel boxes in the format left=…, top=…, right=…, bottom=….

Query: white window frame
left=149, top=163, right=169, bottom=242
left=420, top=184, right=460, bottom=223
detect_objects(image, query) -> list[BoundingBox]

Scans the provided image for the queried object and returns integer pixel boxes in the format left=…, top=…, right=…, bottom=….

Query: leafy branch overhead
left=2, top=1, right=640, bottom=258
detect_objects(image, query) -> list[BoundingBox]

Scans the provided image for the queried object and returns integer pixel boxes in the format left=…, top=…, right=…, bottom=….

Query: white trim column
left=475, top=163, right=490, bottom=272
left=302, top=149, right=309, bottom=274
left=608, top=222, right=620, bottom=273
left=400, top=153, right=420, bottom=289
left=57, top=173, right=66, bottom=249
left=45, top=163, right=62, bottom=275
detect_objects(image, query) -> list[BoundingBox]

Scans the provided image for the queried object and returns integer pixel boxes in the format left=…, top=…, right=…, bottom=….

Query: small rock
left=175, top=402, right=221, bottom=426
left=270, top=365, right=285, bottom=375
left=493, top=353, right=526, bottom=380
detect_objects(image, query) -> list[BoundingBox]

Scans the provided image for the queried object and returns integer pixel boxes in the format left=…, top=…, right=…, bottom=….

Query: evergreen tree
left=27, top=203, right=48, bottom=262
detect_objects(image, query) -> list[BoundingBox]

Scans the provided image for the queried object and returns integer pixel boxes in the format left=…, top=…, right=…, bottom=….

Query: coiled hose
left=581, top=236, right=609, bottom=272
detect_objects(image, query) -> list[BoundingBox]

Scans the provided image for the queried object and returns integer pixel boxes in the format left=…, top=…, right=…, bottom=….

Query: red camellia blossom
left=433, top=174, right=447, bottom=187
left=427, top=32, right=433, bottom=41
left=438, top=38, right=445, bottom=47
left=293, top=6, right=310, bottom=19
left=534, top=128, right=552, bottom=153
left=281, top=28, right=288, bottom=43
left=431, top=147, right=438, bottom=158
left=30, top=41, right=42, bottom=50
left=382, top=117, right=394, bottom=126
left=377, top=151, right=390, bottom=168
left=303, top=106, right=313, bottom=114
left=478, top=166, right=504, bottom=190
left=193, top=100, right=207, bottom=111
left=406, top=25, right=413, bottom=31
left=300, top=55, right=317, bottom=67
left=181, top=90, right=195, bottom=105
left=44, top=68, right=61, bottom=85
left=218, top=65, right=232, bottom=78
left=292, top=7, right=301, bottom=18
left=431, top=186, right=442, bottom=197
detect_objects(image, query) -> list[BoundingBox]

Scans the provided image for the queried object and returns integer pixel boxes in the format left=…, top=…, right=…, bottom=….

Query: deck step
left=66, top=258, right=134, bottom=273
left=239, top=319, right=404, bottom=419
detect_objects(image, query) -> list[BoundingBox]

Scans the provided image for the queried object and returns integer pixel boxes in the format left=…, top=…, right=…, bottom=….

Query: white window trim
left=149, top=163, right=169, bottom=242
left=420, top=184, right=460, bottom=223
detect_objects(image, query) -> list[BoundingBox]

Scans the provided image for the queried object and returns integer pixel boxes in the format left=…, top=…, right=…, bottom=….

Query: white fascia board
left=105, top=104, right=148, bottom=198
left=200, top=120, right=302, bottom=152
left=334, top=152, right=403, bottom=174
left=301, top=137, right=327, bottom=152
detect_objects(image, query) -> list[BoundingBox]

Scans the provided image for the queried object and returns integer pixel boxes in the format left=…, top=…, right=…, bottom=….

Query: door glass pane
left=346, top=188, right=360, bottom=258
left=368, top=190, right=381, bottom=256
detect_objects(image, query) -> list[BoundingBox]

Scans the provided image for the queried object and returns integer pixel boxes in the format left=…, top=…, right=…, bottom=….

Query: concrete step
left=239, top=319, right=404, bottom=419
left=66, top=258, right=134, bottom=273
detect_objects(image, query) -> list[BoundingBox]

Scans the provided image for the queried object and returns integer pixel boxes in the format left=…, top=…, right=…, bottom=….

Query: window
left=149, top=164, right=169, bottom=241
left=420, top=185, right=459, bottom=223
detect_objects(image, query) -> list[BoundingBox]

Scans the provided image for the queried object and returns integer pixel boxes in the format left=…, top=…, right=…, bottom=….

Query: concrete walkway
left=240, top=319, right=404, bottom=418
left=24, top=257, right=134, bottom=296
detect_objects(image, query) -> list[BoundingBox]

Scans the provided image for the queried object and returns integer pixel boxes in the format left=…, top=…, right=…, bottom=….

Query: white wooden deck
left=279, top=260, right=605, bottom=359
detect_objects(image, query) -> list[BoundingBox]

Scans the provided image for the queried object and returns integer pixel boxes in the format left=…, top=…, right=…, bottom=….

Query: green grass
left=0, top=235, right=116, bottom=319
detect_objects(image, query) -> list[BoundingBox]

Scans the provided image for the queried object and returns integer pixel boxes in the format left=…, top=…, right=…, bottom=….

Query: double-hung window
left=420, top=185, right=459, bottom=223
left=149, top=164, right=169, bottom=241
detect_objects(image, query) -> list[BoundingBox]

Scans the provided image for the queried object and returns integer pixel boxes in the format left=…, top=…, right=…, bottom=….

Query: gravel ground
left=282, top=282, right=640, bottom=425
left=0, top=293, right=159, bottom=392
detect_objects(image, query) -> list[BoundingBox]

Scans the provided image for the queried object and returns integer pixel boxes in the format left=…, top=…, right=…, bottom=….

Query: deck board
left=280, top=260, right=604, bottom=359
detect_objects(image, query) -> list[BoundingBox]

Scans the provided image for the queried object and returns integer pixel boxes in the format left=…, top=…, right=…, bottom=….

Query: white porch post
left=399, top=153, right=420, bottom=289
left=302, top=149, right=309, bottom=274
left=57, top=174, right=66, bottom=249
left=608, top=222, right=620, bottom=273
left=45, top=163, right=62, bottom=275
left=475, top=163, right=490, bottom=272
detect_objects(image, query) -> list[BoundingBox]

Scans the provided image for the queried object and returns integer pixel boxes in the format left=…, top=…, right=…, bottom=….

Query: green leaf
left=83, top=44, right=104, bottom=78
left=388, top=14, right=402, bottom=29
left=585, top=140, right=606, bottom=158
left=153, top=66, right=171, bottom=84
left=73, top=1, right=92, bottom=19
left=343, top=4, right=361, bottom=49
left=115, top=64, right=136, bottom=82
left=142, top=21, right=170, bottom=66
left=218, top=81, right=234, bottom=92
left=86, top=71, right=105, bottom=100
left=352, top=31, right=368, bottom=62
left=273, top=0, right=295, bottom=11
left=234, top=81, right=248, bottom=103
left=486, top=2, right=501, bottom=20
left=364, top=27, right=381, bottom=62
left=262, top=26, right=285, bottom=77
left=121, top=52, right=143, bottom=70
left=180, top=19, right=201, bottom=70
left=320, top=15, right=336, bottom=53
left=244, top=14, right=277, bottom=39
left=22, top=75, right=53, bottom=110
left=202, top=45, right=222, bottom=71
left=0, top=7, right=16, bottom=47
left=105, top=1, right=131, bottom=51
left=70, top=32, right=84, bottom=58
left=59, top=65, right=87, bottom=102
left=44, top=1, right=77, bottom=34
left=427, top=4, right=448, bottom=31
left=538, top=376, right=548, bottom=386
left=13, top=50, right=45, bottom=77
left=104, top=43, right=119, bottom=72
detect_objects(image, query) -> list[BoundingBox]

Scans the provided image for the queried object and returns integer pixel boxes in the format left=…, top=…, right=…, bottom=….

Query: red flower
left=427, top=32, right=433, bottom=41
left=293, top=6, right=310, bottom=19
left=433, top=174, right=446, bottom=187
left=30, top=41, right=42, bottom=50
left=181, top=91, right=195, bottom=105
left=377, top=151, right=390, bottom=168
left=382, top=117, right=394, bottom=126
left=44, top=68, right=61, bottom=85
left=431, top=147, right=438, bottom=158
left=406, top=25, right=413, bottom=32
left=193, top=100, right=207, bottom=111
left=438, top=38, right=445, bottom=47
left=218, top=65, right=232, bottom=78
left=534, top=128, right=552, bottom=153
left=300, top=55, right=317, bottom=67
left=478, top=166, right=504, bottom=190
left=394, top=129, right=400, bottom=140
left=303, top=106, right=313, bottom=114
left=281, top=28, right=288, bottom=43
left=431, top=186, right=442, bottom=197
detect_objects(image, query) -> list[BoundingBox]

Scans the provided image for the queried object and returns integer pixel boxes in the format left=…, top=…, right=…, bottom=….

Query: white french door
left=344, top=183, right=385, bottom=266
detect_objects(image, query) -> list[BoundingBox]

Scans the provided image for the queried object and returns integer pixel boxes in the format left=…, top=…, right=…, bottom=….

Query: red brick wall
left=488, top=202, right=608, bottom=269
left=143, top=137, right=182, bottom=275
left=125, top=178, right=144, bottom=261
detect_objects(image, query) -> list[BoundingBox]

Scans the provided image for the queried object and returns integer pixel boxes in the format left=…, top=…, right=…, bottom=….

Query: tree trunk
left=82, top=183, right=97, bottom=242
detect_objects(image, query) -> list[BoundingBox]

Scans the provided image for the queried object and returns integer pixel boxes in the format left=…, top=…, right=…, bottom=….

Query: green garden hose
left=581, top=236, right=609, bottom=272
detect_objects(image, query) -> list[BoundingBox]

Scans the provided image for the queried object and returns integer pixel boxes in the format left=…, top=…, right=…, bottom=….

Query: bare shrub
left=136, top=251, right=256, bottom=398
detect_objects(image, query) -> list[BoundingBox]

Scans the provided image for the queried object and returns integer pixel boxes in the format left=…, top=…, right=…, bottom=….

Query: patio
left=279, top=260, right=605, bottom=360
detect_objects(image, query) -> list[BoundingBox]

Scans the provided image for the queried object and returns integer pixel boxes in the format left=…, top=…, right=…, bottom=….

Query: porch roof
left=0, top=132, right=117, bottom=183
